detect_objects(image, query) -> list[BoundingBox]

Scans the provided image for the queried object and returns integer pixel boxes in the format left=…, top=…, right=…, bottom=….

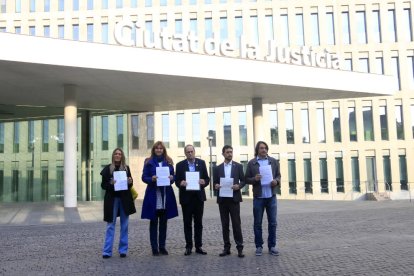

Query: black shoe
left=102, top=255, right=111, bottom=259
left=195, top=248, right=207, bottom=255
left=120, top=253, right=126, bottom=258
left=159, top=248, right=169, bottom=255
left=237, top=250, right=245, bottom=258
left=152, top=249, right=160, bottom=256
left=184, top=248, right=192, bottom=256
left=219, top=249, right=231, bottom=257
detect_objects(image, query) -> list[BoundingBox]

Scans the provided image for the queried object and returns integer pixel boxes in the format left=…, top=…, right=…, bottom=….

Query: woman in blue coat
left=141, top=141, right=178, bottom=256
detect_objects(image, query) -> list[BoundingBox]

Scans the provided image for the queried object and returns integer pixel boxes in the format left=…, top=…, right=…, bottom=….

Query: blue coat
left=141, top=157, right=179, bottom=220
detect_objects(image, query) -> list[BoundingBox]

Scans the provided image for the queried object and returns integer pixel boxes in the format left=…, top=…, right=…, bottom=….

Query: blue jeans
left=150, top=210, right=168, bottom=251
left=103, top=197, right=129, bottom=256
left=253, top=196, right=277, bottom=249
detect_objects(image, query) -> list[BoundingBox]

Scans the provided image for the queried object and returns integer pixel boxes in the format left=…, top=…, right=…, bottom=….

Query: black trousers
left=181, top=195, right=204, bottom=249
left=218, top=199, right=243, bottom=250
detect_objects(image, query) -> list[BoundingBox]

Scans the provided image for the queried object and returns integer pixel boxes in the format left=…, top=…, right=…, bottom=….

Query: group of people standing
left=100, top=141, right=281, bottom=259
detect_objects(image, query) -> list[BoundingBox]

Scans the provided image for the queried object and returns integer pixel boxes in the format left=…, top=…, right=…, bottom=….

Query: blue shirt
left=257, top=156, right=272, bottom=198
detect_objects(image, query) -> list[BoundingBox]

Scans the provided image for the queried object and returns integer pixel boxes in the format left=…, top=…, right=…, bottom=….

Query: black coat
left=101, top=165, right=136, bottom=223
left=175, top=158, right=210, bottom=205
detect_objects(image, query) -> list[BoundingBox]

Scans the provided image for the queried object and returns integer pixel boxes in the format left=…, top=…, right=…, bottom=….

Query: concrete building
left=0, top=0, right=411, bottom=205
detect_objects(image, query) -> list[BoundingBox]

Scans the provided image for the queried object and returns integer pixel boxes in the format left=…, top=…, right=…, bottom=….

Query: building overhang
left=0, top=32, right=395, bottom=120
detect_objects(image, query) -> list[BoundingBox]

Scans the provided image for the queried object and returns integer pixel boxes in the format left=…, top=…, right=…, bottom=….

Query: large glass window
left=295, top=14, right=304, bottom=46
left=30, top=0, right=36, bottom=12
left=363, top=106, right=374, bottom=141
left=281, top=14, right=289, bottom=46
left=319, top=158, right=328, bottom=193
left=372, top=10, right=381, bottom=43
left=87, top=0, right=93, bottom=9
left=326, top=12, right=335, bottom=45
left=13, top=122, right=19, bottom=153
left=162, top=114, right=169, bottom=148
left=265, top=15, right=274, bottom=41
left=116, top=0, right=123, bottom=8
left=192, top=113, right=200, bottom=147
left=175, top=19, right=182, bottom=34
left=286, top=109, right=294, bottom=144
left=301, top=109, right=310, bottom=143
left=359, top=58, right=369, bottom=73
left=41, top=166, right=48, bottom=201
left=73, top=24, right=79, bottom=41
left=223, top=112, right=232, bottom=146
left=388, top=9, right=397, bottom=42
left=102, top=0, right=108, bottom=9
left=58, top=0, right=64, bottom=11
left=348, top=107, right=357, bottom=141
left=42, top=120, right=49, bottom=152
left=317, top=108, right=325, bottom=143
left=332, top=107, right=341, bottom=142
left=15, top=0, right=21, bottom=12
left=411, top=105, right=414, bottom=138
left=391, top=56, right=401, bottom=90
left=101, top=23, right=108, bottom=43
left=375, top=57, right=384, bottom=74
left=177, top=113, right=185, bottom=148
left=379, top=106, right=389, bottom=140
left=403, top=8, right=413, bottom=42
left=28, top=120, right=34, bottom=152
left=145, top=20, right=154, bottom=44
left=44, top=26, right=50, bottom=37
left=1, top=0, right=6, bottom=13
left=57, top=118, right=64, bottom=152
left=207, top=112, right=216, bottom=147
left=29, top=26, right=35, bottom=36
left=220, top=17, right=228, bottom=41
left=27, top=169, right=34, bottom=202
left=335, top=157, right=344, bottom=192
left=383, top=156, right=392, bottom=191
left=311, top=13, right=320, bottom=46
left=399, top=155, right=408, bottom=190
left=0, top=123, right=4, bottom=153
left=116, top=115, right=123, bottom=148
left=343, top=58, right=352, bottom=71
left=146, top=114, right=154, bottom=149
left=131, top=115, right=139, bottom=149
left=288, top=158, right=297, bottom=194
left=239, top=111, right=247, bottom=146
left=12, top=168, right=18, bottom=202
left=351, top=157, right=360, bottom=192
left=303, top=158, right=312, bottom=194
left=235, top=16, right=243, bottom=47
left=87, top=24, right=93, bottom=42
left=356, top=11, right=367, bottom=44
left=250, top=15, right=259, bottom=45
left=269, top=110, right=279, bottom=144
left=73, top=0, right=79, bottom=10
left=102, top=116, right=108, bottom=150
left=58, top=25, right=64, bottom=39
left=395, top=105, right=404, bottom=140
left=342, top=11, right=351, bottom=44
left=205, top=18, right=213, bottom=39
left=56, top=166, right=64, bottom=201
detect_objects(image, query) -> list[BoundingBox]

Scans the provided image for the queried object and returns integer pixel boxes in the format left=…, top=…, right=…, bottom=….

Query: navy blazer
left=213, top=161, right=245, bottom=203
left=175, top=158, right=210, bottom=205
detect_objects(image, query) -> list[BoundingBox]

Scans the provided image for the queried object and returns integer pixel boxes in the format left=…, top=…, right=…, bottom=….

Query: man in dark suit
left=213, top=145, right=245, bottom=258
left=175, top=144, right=210, bottom=256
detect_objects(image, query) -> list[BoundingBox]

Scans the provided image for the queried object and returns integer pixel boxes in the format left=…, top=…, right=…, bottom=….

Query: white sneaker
left=269, top=247, right=279, bottom=256
left=255, top=247, right=263, bottom=256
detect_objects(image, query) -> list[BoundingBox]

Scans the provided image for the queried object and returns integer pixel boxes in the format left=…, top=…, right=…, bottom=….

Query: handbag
left=131, top=186, right=138, bottom=200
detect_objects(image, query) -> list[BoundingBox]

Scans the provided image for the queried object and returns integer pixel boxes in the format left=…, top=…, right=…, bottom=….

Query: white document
left=156, top=166, right=170, bottom=186
left=219, top=177, right=234, bottom=198
left=113, top=171, right=128, bottom=191
left=186, top=171, right=200, bottom=190
left=259, top=165, right=273, bottom=186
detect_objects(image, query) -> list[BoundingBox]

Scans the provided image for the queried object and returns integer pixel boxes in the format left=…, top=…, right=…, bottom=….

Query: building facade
left=0, top=0, right=413, bottom=202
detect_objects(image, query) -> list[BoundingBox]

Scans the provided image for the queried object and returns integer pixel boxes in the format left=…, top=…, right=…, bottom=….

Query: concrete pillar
left=252, top=97, right=264, bottom=144
left=64, top=85, right=77, bottom=208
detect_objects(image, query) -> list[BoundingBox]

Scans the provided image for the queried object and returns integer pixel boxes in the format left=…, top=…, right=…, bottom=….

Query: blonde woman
left=101, top=148, right=136, bottom=259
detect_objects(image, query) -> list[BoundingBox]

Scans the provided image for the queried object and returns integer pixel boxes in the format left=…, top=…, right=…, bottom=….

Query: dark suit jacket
left=175, top=158, right=210, bottom=205
left=213, top=161, right=245, bottom=203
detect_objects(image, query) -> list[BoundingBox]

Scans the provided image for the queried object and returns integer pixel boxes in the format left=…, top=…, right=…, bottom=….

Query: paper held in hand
left=186, top=171, right=200, bottom=190
left=219, top=177, right=234, bottom=198
left=156, top=166, right=170, bottom=186
left=113, top=171, right=128, bottom=191
left=259, top=165, right=273, bottom=186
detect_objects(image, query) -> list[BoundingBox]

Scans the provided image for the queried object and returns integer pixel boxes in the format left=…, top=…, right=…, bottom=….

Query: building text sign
left=114, top=20, right=341, bottom=70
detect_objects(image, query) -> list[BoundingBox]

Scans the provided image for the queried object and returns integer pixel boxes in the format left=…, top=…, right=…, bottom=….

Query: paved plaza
left=0, top=199, right=413, bottom=275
